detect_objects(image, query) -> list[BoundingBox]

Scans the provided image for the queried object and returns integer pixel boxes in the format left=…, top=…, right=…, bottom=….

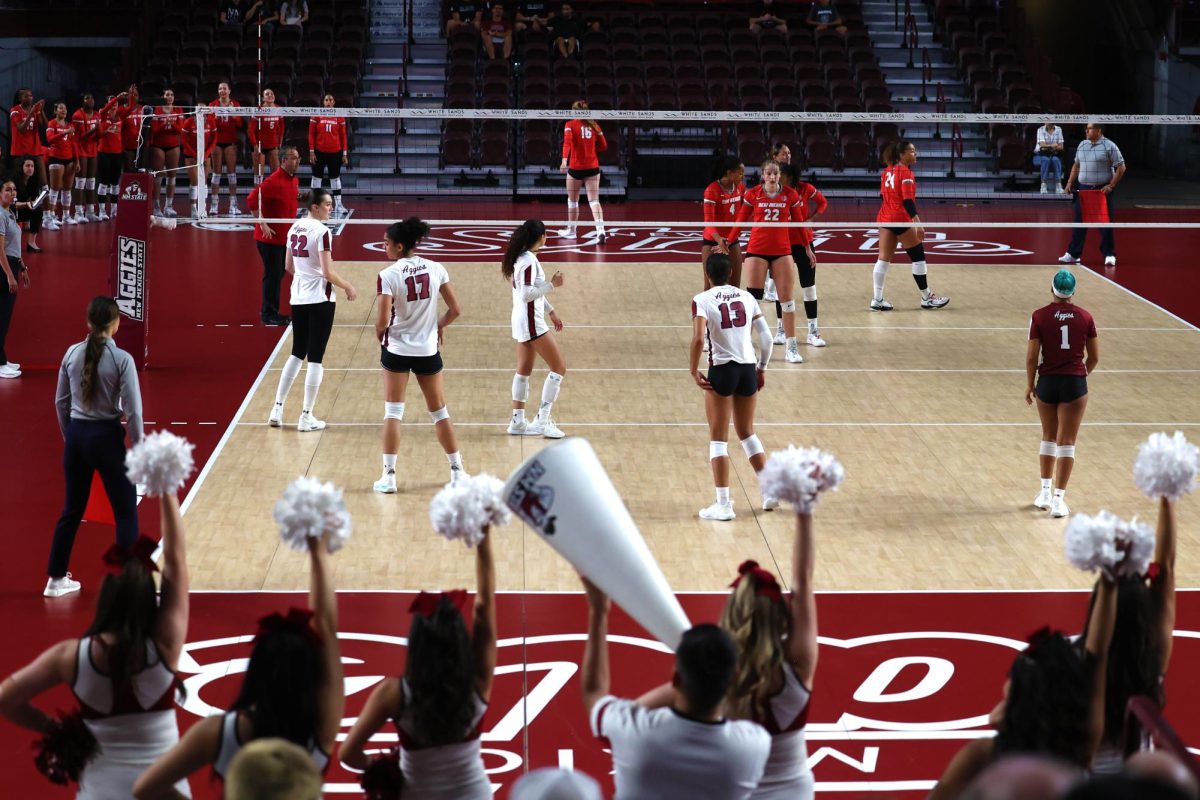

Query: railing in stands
left=895, top=0, right=911, bottom=32
left=921, top=47, right=932, bottom=103
left=948, top=123, right=963, bottom=178
left=904, top=13, right=918, bottom=69
left=933, top=83, right=946, bottom=139
left=1124, top=695, right=1200, bottom=782
left=394, top=0, right=413, bottom=175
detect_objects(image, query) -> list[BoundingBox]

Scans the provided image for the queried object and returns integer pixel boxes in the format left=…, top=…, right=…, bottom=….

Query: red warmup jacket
left=245, top=167, right=300, bottom=244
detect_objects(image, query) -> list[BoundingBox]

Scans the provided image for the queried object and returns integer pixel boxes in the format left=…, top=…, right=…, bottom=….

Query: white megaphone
left=503, top=438, right=691, bottom=651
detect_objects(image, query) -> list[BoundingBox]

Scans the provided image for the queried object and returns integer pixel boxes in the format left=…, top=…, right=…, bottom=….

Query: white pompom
left=430, top=473, right=512, bottom=547
left=1133, top=431, right=1198, bottom=501
left=1064, top=510, right=1155, bottom=579
left=124, top=432, right=195, bottom=496
left=758, top=445, right=845, bottom=513
left=272, top=476, right=352, bottom=553
left=1114, top=516, right=1155, bottom=579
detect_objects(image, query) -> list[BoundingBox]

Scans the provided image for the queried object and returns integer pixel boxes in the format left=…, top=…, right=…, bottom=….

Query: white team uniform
left=286, top=217, right=334, bottom=306
left=692, top=286, right=762, bottom=366
left=510, top=250, right=554, bottom=342
left=750, top=665, right=815, bottom=800
left=378, top=255, right=451, bottom=357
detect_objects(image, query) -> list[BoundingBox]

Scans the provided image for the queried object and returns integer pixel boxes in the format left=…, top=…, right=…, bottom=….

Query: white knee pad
left=85, top=177, right=96, bottom=190
left=1039, top=440, right=1057, bottom=457
left=912, top=261, right=928, bottom=276
left=330, top=178, right=342, bottom=191
left=310, top=177, right=321, bottom=190
left=709, top=441, right=729, bottom=460
left=74, top=177, right=85, bottom=190
left=1056, top=445, right=1075, bottom=459
left=802, top=285, right=818, bottom=302
left=430, top=406, right=450, bottom=423
left=567, top=200, right=579, bottom=209
left=780, top=300, right=796, bottom=313
left=740, top=435, right=765, bottom=459
left=873, top=259, right=890, bottom=276
left=589, top=200, right=603, bottom=213
left=211, top=172, right=221, bottom=186
left=384, top=402, right=405, bottom=421
left=512, top=374, right=530, bottom=402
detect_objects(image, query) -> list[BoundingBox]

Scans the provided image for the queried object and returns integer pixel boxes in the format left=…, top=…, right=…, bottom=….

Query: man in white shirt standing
left=1034, top=122, right=1065, bottom=195
left=580, top=575, right=771, bottom=799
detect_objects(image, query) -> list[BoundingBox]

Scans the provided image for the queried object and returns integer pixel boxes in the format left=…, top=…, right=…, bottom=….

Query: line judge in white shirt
left=581, top=574, right=771, bottom=799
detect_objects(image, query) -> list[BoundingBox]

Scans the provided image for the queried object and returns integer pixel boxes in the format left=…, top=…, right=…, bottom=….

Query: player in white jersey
left=690, top=253, right=776, bottom=521
left=373, top=217, right=467, bottom=493
left=501, top=220, right=567, bottom=438
left=267, top=188, right=358, bottom=432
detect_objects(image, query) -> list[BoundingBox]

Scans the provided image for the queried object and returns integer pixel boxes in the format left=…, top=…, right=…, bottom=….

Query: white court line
left=264, top=366, right=1200, bottom=374
left=324, top=323, right=1194, bottom=332
left=236, top=420, right=1200, bottom=428
left=188, top=588, right=1200, bottom=595
left=1082, top=267, right=1200, bottom=334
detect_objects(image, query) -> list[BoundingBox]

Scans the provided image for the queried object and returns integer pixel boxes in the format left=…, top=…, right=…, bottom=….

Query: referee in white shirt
left=1060, top=123, right=1125, bottom=267
left=580, top=574, right=771, bottom=799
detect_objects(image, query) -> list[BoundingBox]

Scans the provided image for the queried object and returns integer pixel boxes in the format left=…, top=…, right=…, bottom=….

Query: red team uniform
left=208, top=100, right=244, bottom=146
left=248, top=113, right=285, bottom=152
left=8, top=104, right=41, bottom=157
left=181, top=113, right=218, bottom=160
left=702, top=180, right=745, bottom=245
left=71, top=108, right=102, bottom=159
left=730, top=185, right=803, bottom=257
left=309, top=116, right=348, bottom=154
left=97, top=105, right=127, bottom=156
left=561, top=119, right=606, bottom=173
left=788, top=182, right=828, bottom=248
left=121, top=103, right=143, bottom=152
left=150, top=106, right=183, bottom=149
left=877, top=163, right=917, bottom=226
left=46, top=119, right=76, bottom=161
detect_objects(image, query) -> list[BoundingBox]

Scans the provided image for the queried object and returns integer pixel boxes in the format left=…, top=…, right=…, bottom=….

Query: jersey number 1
left=405, top=273, right=431, bottom=302
left=719, top=302, right=747, bottom=329
left=1059, top=324, right=1070, bottom=350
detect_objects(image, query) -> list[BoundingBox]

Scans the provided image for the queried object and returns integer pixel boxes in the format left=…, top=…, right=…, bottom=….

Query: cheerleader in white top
left=0, top=488, right=192, bottom=798
left=502, top=220, right=567, bottom=438
left=690, top=253, right=776, bottom=521
left=267, top=188, right=358, bottom=433
left=372, top=217, right=467, bottom=494
left=342, top=527, right=497, bottom=800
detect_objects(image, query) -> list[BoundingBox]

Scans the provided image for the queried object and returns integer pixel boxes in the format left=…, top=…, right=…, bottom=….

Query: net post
left=195, top=107, right=208, bottom=219
left=255, top=14, right=263, bottom=190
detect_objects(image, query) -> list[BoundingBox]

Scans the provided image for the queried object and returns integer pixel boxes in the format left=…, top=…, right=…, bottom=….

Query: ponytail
left=81, top=296, right=119, bottom=407
left=501, top=220, right=547, bottom=280
left=385, top=216, right=430, bottom=256
left=882, top=140, right=913, bottom=167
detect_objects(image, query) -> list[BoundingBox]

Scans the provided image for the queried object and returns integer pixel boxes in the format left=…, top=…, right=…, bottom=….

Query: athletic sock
left=383, top=454, right=397, bottom=473
left=1053, top=488, right=1066, bottom=500
left=302, top=363, right=324, bottom=413
left=808, top=317, right=819, bottom=333
left=715, top=487, right=730, bottom=505
left=511, top=408, right=526, bottom=422
left=1041, top=478, right=1052, bottom=491
left=447, top=452, right=464, bottom=470
left=873, top=260, right=888, bottom=301
left=274, top=355, right=303, bottom=404
left=538, top=371, right=563, bottom=420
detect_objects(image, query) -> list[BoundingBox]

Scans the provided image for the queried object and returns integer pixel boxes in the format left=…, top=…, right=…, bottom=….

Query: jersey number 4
left=718, top=302, right=747, bottom=329
left=288, top=233, right=309, bottom=258
left=405, top=273, right=431, bottom=302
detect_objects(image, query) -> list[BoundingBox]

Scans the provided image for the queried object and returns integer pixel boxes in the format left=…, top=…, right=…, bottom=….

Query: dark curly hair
left=405, top=596, right=477, bottom=746
left=230, top=629, right=325, bottom=750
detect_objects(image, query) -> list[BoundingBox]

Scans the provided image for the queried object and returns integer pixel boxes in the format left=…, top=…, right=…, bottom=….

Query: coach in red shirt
left=246, top=145, right=300, bottom=325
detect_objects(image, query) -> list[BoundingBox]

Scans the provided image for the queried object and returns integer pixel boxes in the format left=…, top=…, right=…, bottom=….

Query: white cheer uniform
left=510, top=250, right=554, bottom=342
left=749, top=664, right=815, bottom=799
left=213, top=710, right=331, bottom=778
left=591, top=695, right=771, bottom=800
left=378, top=255, right=451, bottom=356
left=692, top=285, right=762, bottom=366
left=71, top=636, right=191, bottom=799
left=286, top=217, right=335, bottom=306
left=394, top=678, right=491, bottom=799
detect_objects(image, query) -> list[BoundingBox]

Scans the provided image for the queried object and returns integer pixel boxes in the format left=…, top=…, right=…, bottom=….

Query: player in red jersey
left=871, top=140, right=949, bottom=311
left=308, top=93, right=350, bottom=216
left=149, top=88, right=183, bottom=216
left=96, top=91, right=131, bottom=220
left=182, top=111, right=218, bottom=218
left=1025, top=269, right=1098, bottom=519
left=45, top=102, right=78, bottom=227
left=558, top=100, right=607, bottom=243
left=702, top=155, right=745, bottom=290
left=120, top=84, right=143, bottom=172
left=779, top=162, right=828, bottom=348
left=248, top=87, right=285, bottom=187
left=725, top=160, right=805, bottom=364
left=762, top=143, right=793, bottom=305
left=9, top=89, right=47, bottom=184
left=207, top=82, right=245, bottom=216
left=71, top=93, right=103, bottom=222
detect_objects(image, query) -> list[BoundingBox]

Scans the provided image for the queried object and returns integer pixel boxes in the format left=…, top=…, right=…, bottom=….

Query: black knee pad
left=905, top=244, right=926, bottom=262
left=747, top=287, right=764, bottom=300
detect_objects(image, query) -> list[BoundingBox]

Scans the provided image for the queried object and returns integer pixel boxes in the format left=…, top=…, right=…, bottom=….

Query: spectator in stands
left=550, top=2, right=583, bottom=58
left=1034, top=121, right=1066, bottom=195
left=580, top=574, right=771, bottom=799
left=1059, top=122, right=1124, bottom=268
left=246, top=0, right=280, bottom=32
left=277, top=0, right=308, bottom=28
left=806, top=0, right=847, bottom=36
left=482, top=3, right=514, bottom=61
left=447, top=0, right=483, bottom=35
left=226, top=738, right=322, bottom=800
left=515, top=0, right=553, bottom=33
left=749, top=0, right=788, bottom=34
left=220, top=0, right=248, bottom=26
left=133, top=529, right=344, bottom=795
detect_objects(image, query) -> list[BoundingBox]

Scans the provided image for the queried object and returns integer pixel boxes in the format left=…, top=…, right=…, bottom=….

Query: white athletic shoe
left=806, top=330, right=827, bottom=347
left=1033, top=488, right=1052, bottom=510
left=164, top=207, right=178, bottom=218
left=1040, top=183, right=1049, bottom=194
left=1104, top=255, right=1116, bottom=267
left=44, top=573, right=81, bottom=597
left=699, top=501, right=735, bottom=521
left=229, top=203, right=244, bottom=216
left=762, top=493, right=779, bottom=511
left=0, top=364, right=21, bottom=379
left=920, top=293, right=950, bottom=309
left=63, top=214, right=76, bottom=225
left=869, top=297, right=893, bottom=311
left=86, top=211, right=100, bottom=222
left=1056, top=184, right=1066, bottom=195
left=557, top=228, right=576, bottom=239
left=772, top=323, right=786, bottom=346
left=526, top=416, right=565, bottom=439
left=506, top=417, right=528, bottom=435
left=449, top=467, right=469, bottom=486
left=43, top=218, right=60, bottom=231
left=268, top=403, right=284, bottom=428
left=97, top=209, right=110, bottom=221
left=297, top=412, right=326, bottom=432
left=5, top=361, right=21, bottom=371
left=785, top=340, right=804, bottom=363
left=373, top=470, right=397, bottom=494
left=1050, top=495, right=1070, bottom=518
left=763, top=278, right=778, bottom=302
left=209, top=201, right=220, bottom=216
left=1058, top=253, right=1080, bottom=264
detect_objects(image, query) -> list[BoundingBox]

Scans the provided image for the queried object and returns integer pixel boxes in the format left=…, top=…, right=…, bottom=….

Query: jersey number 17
left=405, top=273, right=431, bottom=302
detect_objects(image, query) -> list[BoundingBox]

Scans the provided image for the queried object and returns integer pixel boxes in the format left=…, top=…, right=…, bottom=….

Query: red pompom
left=360, top=748, right=405, bottom=800
left=33, top=710, right=100, bottom=785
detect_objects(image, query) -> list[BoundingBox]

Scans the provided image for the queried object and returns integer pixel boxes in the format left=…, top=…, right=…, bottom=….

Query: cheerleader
left=267, top=188, right=358, bottom=433
left=778, top=163, right=828, bottom=347
left=207, top=82, right=245, bottom=216
left=725, top=160, right=805, bottom=364
left=120, top=85, right=143, bottom=173
left=180, top=111, right=217, bottom=218
left=689, top=253, right=775, bottom=520
left=502, top=220, right=567, bottom=439
left=872, top=140, right=949, bottom=311
left=148, top=89, right=183, bottom=216
left=558, top=100, right=607, bottom=243
left=248, top=87, right=285, bottom=186
left=371, top=217, right=468, bottom=493
left=45, top=103, right=78, bottom=226
left=1025, top=269, right=1098, bottom=518
left=95, top=92, right=130, bottom=221
left=71, top=93, right=103, bottom=222
left=308, top=94, right=349, bottom=216
left=701, top=155, right=745, bottom=290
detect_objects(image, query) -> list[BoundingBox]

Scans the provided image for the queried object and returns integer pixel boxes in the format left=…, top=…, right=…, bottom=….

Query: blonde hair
left=719, top=571, right=791, bottom=720
left=224, top=738, right=322, bottom=800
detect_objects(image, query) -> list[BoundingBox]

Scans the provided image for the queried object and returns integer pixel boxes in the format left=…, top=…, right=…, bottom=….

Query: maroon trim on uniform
left=524, top=265, right=537, bottom=337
